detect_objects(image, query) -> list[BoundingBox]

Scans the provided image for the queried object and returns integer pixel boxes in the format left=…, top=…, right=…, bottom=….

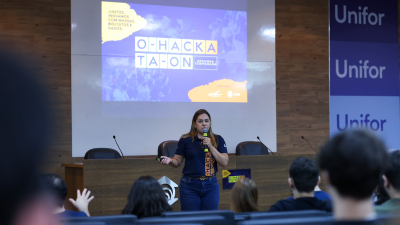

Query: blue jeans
left=179, top=175, right=220, bottom=211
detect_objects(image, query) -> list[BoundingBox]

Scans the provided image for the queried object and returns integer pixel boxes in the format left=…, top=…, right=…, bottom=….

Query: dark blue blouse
left=175, top=135, right=228, bottom=177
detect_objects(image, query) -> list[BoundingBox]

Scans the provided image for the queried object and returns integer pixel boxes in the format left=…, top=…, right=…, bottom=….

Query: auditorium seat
left=136, top=215, right=225, bottom=225
left=61, top=215, right=136, bottom=225
left=247, top=210, right=330, bottom=220
left=162, top=210, right=234, bottom=225
left=378, top=214, right=400, bottom=225
left=236, top=141, right=269, bottom=156
left=158, top=140, right=178, bottom=158
left=84, top=148, right=121, bottom=159
left=234, top=213, right=251, bottom=221
left=237, top=216, right=334, bottom=225
left=62, top=223, right=105, bottom=225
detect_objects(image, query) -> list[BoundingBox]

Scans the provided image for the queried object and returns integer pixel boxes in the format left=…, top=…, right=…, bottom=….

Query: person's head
left=382, top=150, right=400, bottom=198
left=40, top=174, right=68, bottom=208
left=318, top=129, right=388, bottom=200
left=231, top=177, right=259, bottom=213
left=0, top=52, right=54, bottom=225
left=122, top=176, right=172, bottom=219
left=289, top=157, right=319, bottom=193
left=185, top=109, right=217, bottom=147
left=374, top=174, right=390, bottom=205
left=191, top=109, right=212, bottom=134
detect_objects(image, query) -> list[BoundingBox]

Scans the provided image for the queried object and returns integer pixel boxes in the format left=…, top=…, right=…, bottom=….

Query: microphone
left=257, top=136, right=274, bottom=155
left=113, top=135, right=125, bottom=159
left=202, top=128, right=209, bottom=153
left=301, top=136, right=317, bottom=154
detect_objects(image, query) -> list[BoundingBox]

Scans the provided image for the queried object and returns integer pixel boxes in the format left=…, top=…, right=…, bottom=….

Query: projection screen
left=71, top=0, right=276, bottom=156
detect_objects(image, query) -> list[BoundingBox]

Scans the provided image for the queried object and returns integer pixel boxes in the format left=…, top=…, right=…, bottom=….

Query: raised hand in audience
left=69, top=188, right=94, bottom=216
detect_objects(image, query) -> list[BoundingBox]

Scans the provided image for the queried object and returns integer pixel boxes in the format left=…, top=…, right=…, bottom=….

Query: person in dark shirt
left=41, top=174, right=94, bottom=217
left=318, top=129, right=388, bottom=225
left=269, top=157, right=332, bottom=212
left=159, top=109, right=229, bottom=211
left=286, top=184, right=331, bottom=201
left=375, top=150, right=400, bottom=214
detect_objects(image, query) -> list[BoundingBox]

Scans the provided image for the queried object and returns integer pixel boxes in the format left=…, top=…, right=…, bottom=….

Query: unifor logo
left=158, top=176, right=178, bottom=205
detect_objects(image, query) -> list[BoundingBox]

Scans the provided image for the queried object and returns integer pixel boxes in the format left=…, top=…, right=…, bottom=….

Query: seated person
left=286, top=182, right=331, bottom=201
left=41, top=174, right=94, bottom=217
left=375, top=150, right=400, bottom=214
left=374, top=175, right=390, bottom=206
left=122, top=176, right=172, bottom=218
left=231, top=177, right=259, bottom=213
left=318, top=129, right=388, bottom=224
left=1, top=53, right=59, bottom=225
left=269, top=157, right=332, bottom=212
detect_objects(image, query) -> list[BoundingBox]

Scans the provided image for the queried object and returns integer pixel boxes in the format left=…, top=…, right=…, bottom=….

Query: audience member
left=0, top=52, right=58, bottom=225
left=374, top=175, right=390, bottom=206
left=286, top=182, right=331, bottom=201
left=269, top=157, right=332, bottom=212
left=375, top=150, right=400, bottom=214
left=41, top=174, right=94, bottom=217
left=231, top=177, right=259, bottom=213
left=318, top=129, right=388, bottom=224
left=122, top=176, right=172, bottom=218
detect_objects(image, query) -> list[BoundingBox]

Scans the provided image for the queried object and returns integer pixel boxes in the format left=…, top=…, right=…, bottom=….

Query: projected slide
left=101, top=1, right=247, bottom=102
left=72, top=0, right=276, bottom=156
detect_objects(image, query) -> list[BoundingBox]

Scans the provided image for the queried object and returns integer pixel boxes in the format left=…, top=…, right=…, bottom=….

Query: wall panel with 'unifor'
left=329, top=0, right=400, bottom=149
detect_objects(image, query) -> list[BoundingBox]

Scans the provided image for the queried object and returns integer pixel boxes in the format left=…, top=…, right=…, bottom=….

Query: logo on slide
left=227, top=91, right=241, bottom=98
left=208, top=90, right=222, bottom=97
left=135, top=36, right=218, bottom=70
left=158, top=176, right=178, bottom=205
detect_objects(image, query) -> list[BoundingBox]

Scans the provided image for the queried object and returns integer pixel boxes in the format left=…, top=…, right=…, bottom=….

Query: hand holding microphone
left=202, top=128, right=209, bottom=152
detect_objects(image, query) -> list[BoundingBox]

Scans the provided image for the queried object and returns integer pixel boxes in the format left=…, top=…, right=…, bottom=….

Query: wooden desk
left=235, top=154, right=319, bottom=209
left=63, top=154, right=317, bottom=216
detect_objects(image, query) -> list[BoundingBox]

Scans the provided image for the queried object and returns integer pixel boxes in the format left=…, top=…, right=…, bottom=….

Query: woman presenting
left=160, top=109, right=229, bottom=211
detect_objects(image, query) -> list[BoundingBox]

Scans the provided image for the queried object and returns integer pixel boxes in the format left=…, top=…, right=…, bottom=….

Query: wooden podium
left=62, top=154, right=318, bottom=216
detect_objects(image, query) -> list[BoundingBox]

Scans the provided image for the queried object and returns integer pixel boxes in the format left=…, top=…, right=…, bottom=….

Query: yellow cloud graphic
left=102, top=1, right=147, bottom=44
left=188, top=79, right=247, bottom=102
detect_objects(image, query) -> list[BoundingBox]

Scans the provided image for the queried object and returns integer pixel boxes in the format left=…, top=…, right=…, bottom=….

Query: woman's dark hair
left=122, top=176, right=172, bottom=218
